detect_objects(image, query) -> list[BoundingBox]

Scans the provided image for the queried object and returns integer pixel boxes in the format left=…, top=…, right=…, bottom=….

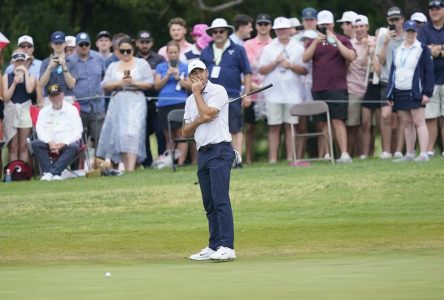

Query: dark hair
left=168, top=17, right=187, bottom=29
left=118, top=37, right=134, bottom=48
left=112, top=33, right=130, bottom=48
left=166, top=40, right=180, bottom=52
left=233, top=14, right=254, bottom=31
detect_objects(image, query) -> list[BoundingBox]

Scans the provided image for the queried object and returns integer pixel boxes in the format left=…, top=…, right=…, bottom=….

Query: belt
left=198, top=142, right=230, bottom=152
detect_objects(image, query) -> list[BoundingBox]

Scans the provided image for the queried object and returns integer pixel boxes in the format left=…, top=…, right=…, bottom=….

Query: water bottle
left=5, top=169, right=12, bottom=182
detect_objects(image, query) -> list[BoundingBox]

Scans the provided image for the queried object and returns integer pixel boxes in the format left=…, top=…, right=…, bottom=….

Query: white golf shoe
left=209, top=246, right=236, bottom=261
left=189, top=247, right=215, bottom=261
left=40, top=172, right=53, bottom=181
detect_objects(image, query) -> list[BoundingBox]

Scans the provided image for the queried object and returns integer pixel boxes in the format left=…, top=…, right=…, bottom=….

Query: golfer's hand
left=191, top=78, right=203, bottom=94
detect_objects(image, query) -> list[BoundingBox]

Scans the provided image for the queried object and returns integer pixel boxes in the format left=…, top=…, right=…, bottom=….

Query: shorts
left=266, top=102, right=298, bottom=125
left=425, top=84, right=444, bottom=119
left=312, top=90, right=348, bottom=121
left=244, top=102, right=256, bottom=124
left=393, top=89, right=423, bottom=111
left=346, top=94, right=362, bottom=126
left=80, top=111, right=105, bottom=145
left=158, top=103, right=185, bottom=131
left=363, top=83, right=385, bottom=109
left=229, top=101, right=243, bottom=134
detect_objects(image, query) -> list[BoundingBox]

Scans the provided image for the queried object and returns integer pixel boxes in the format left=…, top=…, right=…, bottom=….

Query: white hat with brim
left=289, top=17, right=302, bottom=27
left=353, top=15, right=369, bottom=26
left=188, top=60, right=207, bottom=75
left=411, top=12, right=427, bottom=23
left=272, top=17, right=292, bottom=29
left=205, top=18, right=234, bottom=36
left=317, top=10, right=335, bottom=25
left=337, top=11, right=358, bottom=23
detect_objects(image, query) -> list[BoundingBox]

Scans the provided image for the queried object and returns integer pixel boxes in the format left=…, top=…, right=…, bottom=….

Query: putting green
left=1, top=251, right=443, bottom=299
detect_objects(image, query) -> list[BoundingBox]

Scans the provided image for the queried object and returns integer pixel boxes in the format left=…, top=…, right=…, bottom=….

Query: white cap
left=411, top=12, right=427, bottom=23
left=272, top=17, right=292, bottom=29
left=317, top=10, right=334, bottom=25
left=353, top=15, right=369, bottom=26
left=17, top=35, right=34, bottom=46
left=302, top=29, right=318, bottom=40
left=65, top=36, right=76, bottom=47
left=188, top=60, right=207, bottom=75
left=289, top=17, right=301, bottom=27
left=205, top=18, right=234, bottom=35
left=337, top=11, right=358, bottom=23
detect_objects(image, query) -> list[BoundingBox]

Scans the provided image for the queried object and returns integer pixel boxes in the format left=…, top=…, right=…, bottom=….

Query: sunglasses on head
left=257, top=22, right=270, bottom=27
left=212, top=29, right=227, bottom=35
left=79, top=43, right=90, bottom=48
left=119, top=48, right=132, bottom=55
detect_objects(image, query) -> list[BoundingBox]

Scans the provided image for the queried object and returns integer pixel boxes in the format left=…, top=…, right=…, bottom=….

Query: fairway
left=1, top=159, right=444, bottom=299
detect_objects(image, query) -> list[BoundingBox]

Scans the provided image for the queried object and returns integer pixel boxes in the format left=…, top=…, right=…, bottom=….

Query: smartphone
left=52, top=56, right=59, bottom=64
left=389, top=24, right=396, bottom=31
left=123, top=70, right=131, bottom=78
left=170, top=60, right=178, bottom=68
left=318, top=27, right=327, bottom=35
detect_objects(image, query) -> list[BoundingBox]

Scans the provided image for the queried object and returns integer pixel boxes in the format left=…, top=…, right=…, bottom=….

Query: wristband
left=62, top=69, right=68, bottom=72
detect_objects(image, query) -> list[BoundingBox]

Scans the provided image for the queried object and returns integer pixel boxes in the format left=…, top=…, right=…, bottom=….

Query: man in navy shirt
left=418, top=0, right=444, bottom=157
left=200, top=18, right=252, bottom=167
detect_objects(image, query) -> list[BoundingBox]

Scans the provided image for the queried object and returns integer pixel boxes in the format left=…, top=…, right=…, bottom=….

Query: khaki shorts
left=425, top=85, right=444, bottom=119
left=346, top=94, right=362, bottom=126
left=266, top=102, right=298, bottom=125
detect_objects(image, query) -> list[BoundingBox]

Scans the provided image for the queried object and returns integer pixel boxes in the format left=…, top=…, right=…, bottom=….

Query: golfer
left=182, top=60, right=236, bottom=261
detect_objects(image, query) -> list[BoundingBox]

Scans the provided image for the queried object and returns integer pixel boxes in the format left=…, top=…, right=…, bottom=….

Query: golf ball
left=105, top=272, right=111, bottom=278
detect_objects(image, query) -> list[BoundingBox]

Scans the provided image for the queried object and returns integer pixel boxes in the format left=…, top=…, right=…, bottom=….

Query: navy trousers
left=197, top=142, right=235, bottom=250
left=32, top=140, right=80, bottom=175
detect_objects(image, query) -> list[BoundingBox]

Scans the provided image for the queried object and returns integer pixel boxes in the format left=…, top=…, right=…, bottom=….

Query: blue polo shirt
left=200, top=39, right=251, bottom=97
left=418, top=22, right=444, bottom=84
left=70, top=50, right=106, bottom=113
left=155, top=61, right=188, bottom=107
left=40, top=56, right=75, bottom=96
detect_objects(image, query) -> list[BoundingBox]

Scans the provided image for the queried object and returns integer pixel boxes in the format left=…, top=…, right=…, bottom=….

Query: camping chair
left=289, top=101, right=335, bottom=164
left=167, top=109, right=194, bottom=172
left=27, top=102, right=91, bottom=176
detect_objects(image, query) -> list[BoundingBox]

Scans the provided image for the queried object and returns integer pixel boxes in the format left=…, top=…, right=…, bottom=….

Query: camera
left=170, top=60, right=178, bottom=68
left=389, top=24, right=396, bottom=31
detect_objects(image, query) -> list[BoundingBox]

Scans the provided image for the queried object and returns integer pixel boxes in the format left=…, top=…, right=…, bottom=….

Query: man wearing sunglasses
left=5, top=35, right=41, bottom=79
left=69, top=32, right=106, bottom=150
left=200, top=18, right=252, bottom=167
left=337, top=11, right=358, bottom=39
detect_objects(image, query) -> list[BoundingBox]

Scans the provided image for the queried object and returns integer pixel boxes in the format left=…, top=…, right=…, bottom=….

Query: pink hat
left=191, top=24, right=208, bottom=37
left=196, top=31, right=212, bottom=50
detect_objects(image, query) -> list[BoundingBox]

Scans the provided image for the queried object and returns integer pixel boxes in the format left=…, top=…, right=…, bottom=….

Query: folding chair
left=167, top=109, right=194, bottom=171
left=27, top=102, right=91, bottom=176
left=290, top=101, right=335, bottom=164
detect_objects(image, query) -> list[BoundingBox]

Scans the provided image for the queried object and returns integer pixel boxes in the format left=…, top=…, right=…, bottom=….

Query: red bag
left=3, top=160, right=33, bottom=181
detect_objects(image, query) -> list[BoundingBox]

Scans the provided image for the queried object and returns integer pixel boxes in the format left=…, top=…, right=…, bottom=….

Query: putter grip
left=246, top=83, right=273, bottom=96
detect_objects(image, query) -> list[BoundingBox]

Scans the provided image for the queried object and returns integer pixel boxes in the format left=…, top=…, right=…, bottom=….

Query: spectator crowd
left=1, top=1, right=444, bottom=180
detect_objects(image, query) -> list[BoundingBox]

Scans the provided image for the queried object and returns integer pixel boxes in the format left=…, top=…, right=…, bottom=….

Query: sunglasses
left=79, top=43, right=90, bottom=48
left=119, top=48, right=132, bottom=55
left=257, top=22, right=270, bottom=27
left=19, top=44, right=33, bottom=49
left=212, top=29, right=227, bottom=35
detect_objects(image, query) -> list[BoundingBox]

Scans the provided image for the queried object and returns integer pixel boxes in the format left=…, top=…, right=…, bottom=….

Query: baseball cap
left=256, top=13, right=272, bottom=24
left=353, top=15, right=369, bottom=26
left=188, top=60, right=207, bottom=75
left=289, top=17, right=302, bottom=27
left=337, top=11, right=358, bottom=23
left=403, top=20, right=418, bottom=32
left=429, top=0, right=444, bottom=8
left=11, top=51, right=27, bottom=62
left=96, top=30, right=112, bottom=39
left=51, top=31, right=65, bottom=43
left=137, top=31, right=152, bottom=42
left=387, top=7, right=403, bottom=19
left=317, top=10, right=334, bottom=25
left=411, top=12, right=428, bottom=23
left=47, top=84, right=63, bottom=96
left=272, top=17, right=291, bottom=29
left=17, top=35, right=34, bottom=46
left=76, top=32, right=91, bottom=45
left=191, top=24, right=208, bottom=37
left=65, top=36, right=76, bottom=47
left=302, top=7, right=318, bottom=20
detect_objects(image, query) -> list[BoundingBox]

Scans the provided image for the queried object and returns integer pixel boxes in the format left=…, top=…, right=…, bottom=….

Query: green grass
left=1, top=158, right=444, bottom=299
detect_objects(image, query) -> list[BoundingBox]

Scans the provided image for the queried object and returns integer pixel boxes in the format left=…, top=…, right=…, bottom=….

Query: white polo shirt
left=258, top=38, right=307, bottom=104
left=184, top=80, right=232, bottom=150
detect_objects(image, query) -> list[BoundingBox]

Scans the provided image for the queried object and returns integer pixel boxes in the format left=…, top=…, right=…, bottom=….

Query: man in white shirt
left=183, top=60, right=236, bottom=261
left=32, top=84, right=83, bottom=181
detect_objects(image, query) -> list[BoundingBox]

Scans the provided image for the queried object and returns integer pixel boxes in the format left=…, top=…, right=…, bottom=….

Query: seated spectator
left=31, top=84, right=83, bottom=181
left=2, top=51, right=37, bottom=163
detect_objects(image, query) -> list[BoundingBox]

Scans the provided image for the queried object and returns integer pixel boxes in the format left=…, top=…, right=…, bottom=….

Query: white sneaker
left=324, top=153, right=331, bottom=160
left=380, top=151, right=392, bottom=159
left=393, top=154, right=415, bottom=163
left=40, top=172, right=53, bottom=181
left=360, top=155, right=368, bottom=160
left=427, top=150, right=435, bottom=157
left=336, top=153, right=352, bottom=163
left=393, top=151, right=403, bottom=159
left=52, top=175, right=64, bottom=181
left=415, top=153, right=429, bottom=162
left=189, top=247, right=215, bottom=261
left=209, top=246, right=236, bottom=261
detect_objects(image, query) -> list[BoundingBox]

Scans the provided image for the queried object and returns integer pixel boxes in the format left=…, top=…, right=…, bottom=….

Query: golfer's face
left=190, top=68, right=208, bottom=85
